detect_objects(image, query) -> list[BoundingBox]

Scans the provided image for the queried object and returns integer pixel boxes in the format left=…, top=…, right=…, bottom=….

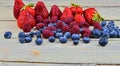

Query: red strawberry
left=34, top=1, right=49, bottom=19
left=83, top=7, right=104, bottom=26
left=50, top=5, right=62, bottom=19
left=60, top=7, right=73, bottom=24
left=13, top=0, right=25, bottom=19
left=74, top=14, right=85, bottom=24
left=17, top=10, right=36, bottom=30
left=70, top=3, right=83, bottom=16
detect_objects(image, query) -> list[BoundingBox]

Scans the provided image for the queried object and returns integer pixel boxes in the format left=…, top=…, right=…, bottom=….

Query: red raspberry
left=79, top=22, right=89, bottom=28
left=62, top=25, right=70, bottom=33
left=23, top=22, right=32, bottom=32
left=69, top=21, right=79, bottom=28
left=56, top=20, right=64, bottom=29
left=36, top=23, right=45, bottom=30
left=46, top=26, right=56, bottom=31
left=42, top=29, right=54, bottom=39
left=50, top=16, right=58, bottom=23
left=36, top=15, right=44, bottom=24
left=44, top=19, right=51, bottom=26
left=70, top=26, right=80, bottom=34
left=94, top=22, right=102, bottom=30
left=82, top=28, right=91, bottom=37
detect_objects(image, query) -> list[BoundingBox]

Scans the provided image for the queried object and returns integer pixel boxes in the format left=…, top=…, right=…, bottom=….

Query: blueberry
left=59, top=36, right=68, bottom=43
left=25, top=34, right=30, bottom=37
left=110, top=30, right=117, bottom=38
left=48, top=36, right=55, bottom=42
left=79, top=28, right=84, bottom=33
left=18, top=32, right=25, bottom=38
left=35, top=38, right=43, bottom=45
left=101, top=21, right=106, bottom=27
left=4, top=31, right=12, bottom=39
left=25, top=36, right=32, bottom=43
left=71, top=34, right=80, bottom=40
left=73, top=40, right=79, bottom=45
left=99, top=37, right=108, bottom=47
left=92, top=29, right=101, bottom=38
left=53, top=23, right=57, bottom=27
left=48, top=23, right=54, bottom=27
left=108, top=21, right=114, bottom=26
left=55, top=32, right=63, bottom=38
left=29, top=32, right=35, bottom=38
left=64, top=32, right=71, bottom=38
left=19, top=37, right=26, bottom=43
left=56, top=29, right=62, bottom=33
left=34, top=31, right=41, bottom=38
left=83, top=37, right=90, bottom=43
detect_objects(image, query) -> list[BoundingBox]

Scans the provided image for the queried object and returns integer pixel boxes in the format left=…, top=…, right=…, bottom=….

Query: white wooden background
left=0, top=0, right=120, bottom=66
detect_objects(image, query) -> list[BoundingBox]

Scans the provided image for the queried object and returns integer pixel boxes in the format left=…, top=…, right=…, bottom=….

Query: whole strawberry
left=83, top=7, right=104, bottom=26
left=74, top=14, right=85, bottom=24
left=60, top=7, right=73, bottom=24
left=13, top=0, right=25, bottom=19
left=17, top=9, right=36, bottom=31
left=70, top=3, right=83, bottom=16
left=50, top=5, right=62, bottom=19
left=34, top=1, right=49, bottom=19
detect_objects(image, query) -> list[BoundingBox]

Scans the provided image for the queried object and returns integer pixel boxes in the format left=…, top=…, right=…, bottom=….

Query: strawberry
left=34, top=1, right=49, bottom=19
left=70, top=3, right=83, bottom=16
left=83, top=7, right=104, bottom=26
left=60, top=7, right=73, bottom=24
left=74, top=14, right=85, bottom=24
left=50, top=5, right=62, bottom=19
left=17, top=9, right=36, bottom=30
left=21, top=3, right=35, bottom=17
left=13, top=0, right=25, bottom=19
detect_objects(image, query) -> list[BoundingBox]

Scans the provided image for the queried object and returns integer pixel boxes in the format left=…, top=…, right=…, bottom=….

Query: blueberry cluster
left=4, top=21, right=120, bottom=47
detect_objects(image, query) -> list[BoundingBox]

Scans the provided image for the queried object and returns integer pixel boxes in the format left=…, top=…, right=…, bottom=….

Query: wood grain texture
left=1, top=0, right=120, bottom=65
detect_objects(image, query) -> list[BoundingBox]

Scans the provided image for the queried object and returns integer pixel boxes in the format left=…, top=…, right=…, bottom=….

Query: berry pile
left=4, top=1, right=120, bottom=47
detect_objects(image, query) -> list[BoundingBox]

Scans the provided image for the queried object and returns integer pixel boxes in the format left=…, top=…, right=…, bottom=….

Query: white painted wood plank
left=1, top=0, right=120, bottom=7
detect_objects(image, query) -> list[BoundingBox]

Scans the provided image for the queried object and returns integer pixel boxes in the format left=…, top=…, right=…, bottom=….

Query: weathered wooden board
left=1, top=0, right=120, bottom=66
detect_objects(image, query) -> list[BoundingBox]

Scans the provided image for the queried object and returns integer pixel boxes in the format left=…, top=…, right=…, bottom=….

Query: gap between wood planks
left=0, top=60, right=120, bottom=65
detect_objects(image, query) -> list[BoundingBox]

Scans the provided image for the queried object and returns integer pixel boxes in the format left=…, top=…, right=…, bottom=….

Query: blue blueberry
left=18, top=32, right=25, bottom=38
left=79, top=28, right=84, bottom=33
left=25, top=36, right=32, bottom=43
left=59, top=36, right=68, bottom=43
left=53, top=23, right=57, bottom=27
left=110, top=30, right=117, bottom=38
left=73, top=40, right=79, bottom=45
left=64, top=32, right=71, bottom=38
left=99, top=37, right=108, bottom=47
left=34, top=31, right=41, bottom=38
left=108, top=21, right=115, bottom=26
left=71, top=34, right=80, bottom=40
left=101, top=21, right=106, bottom=27
left=29, top=32, right=35, bottom=38
left=48, top=23, right=54, bottom=27
left=55, top=32, right=63, bottom=38
left=48, top=36, right=55, bottom=42
left=35, top=38, right=43, bottom=45
left=92, top=29, right=101, bottom=38
left=25, top=34, right=30, bottom=37
left=19, top=37, right=26, bottom=43
left=56, top=29, right=62, bottom=33
left=4, top=31, right=12, bottom=39
left=83, top=37, right=90, bottom=43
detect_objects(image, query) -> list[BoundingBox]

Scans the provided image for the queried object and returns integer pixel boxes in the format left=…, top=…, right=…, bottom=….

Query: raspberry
left=56, top=20, right=64, bottom=29
left=50, top=16, right=58, bottom=23
left=69, top=21, right=79, bottom=28
left=82, top=28, right=91, bottom=37
left=70, top=26, right=80, bottom=34
left=79, top=22, right=89, bottom=28
left=46, top=26, right=56, bottom=31
left=23, top=22, right=32, bottom=32
left=94, top=22, right=102, bottom=30
left=62, top=25, right=70, bottom=33
left=36, top=23, right=45, bottom=30
left=44, top=19, right=51, bottom=26
left=36, top=15, right=43, bottom=24
left=42, top=29, right=54, bottom=39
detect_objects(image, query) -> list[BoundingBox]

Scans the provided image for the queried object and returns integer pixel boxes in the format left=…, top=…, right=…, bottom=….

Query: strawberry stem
left=20, top=3, right=35, bottom=11
left=71, top=2, right=79, bottom=8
